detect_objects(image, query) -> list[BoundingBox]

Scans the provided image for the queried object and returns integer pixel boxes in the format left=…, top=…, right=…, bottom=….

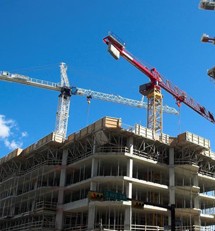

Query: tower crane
left=103, top=33, right=215, bottom=134
left=0, top=63, right=178, bottom=139
left=199, top=0, right=215, bottom=10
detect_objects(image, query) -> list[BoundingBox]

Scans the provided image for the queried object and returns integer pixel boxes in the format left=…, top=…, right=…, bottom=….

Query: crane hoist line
left=0, top=63, right=179, bottom=140
left=103, top=32, right=215, bottom=132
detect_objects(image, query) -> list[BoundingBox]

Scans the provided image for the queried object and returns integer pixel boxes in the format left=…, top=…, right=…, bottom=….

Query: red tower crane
left=103, top=33, right=215, bottom=133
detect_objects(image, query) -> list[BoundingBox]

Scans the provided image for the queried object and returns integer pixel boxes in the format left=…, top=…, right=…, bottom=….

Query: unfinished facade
left=0, top=116, right=215, bottom=231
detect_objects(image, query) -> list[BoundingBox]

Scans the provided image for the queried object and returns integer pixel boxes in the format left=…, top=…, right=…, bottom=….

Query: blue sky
left=1, top=0, right=215, bottom=156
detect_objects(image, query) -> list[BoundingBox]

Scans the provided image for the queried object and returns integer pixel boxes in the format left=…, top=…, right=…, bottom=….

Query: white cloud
left=21, top=131, right=28, bottom=138
left=4, top=139, right=23, bottom=150
left=0, top=115, right=13, bottom=138
left=0, top=115, right=27, bottom=151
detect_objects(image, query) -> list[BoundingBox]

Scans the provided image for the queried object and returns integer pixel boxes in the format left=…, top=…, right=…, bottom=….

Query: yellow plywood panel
left=103, top=116, right=122, bottom=128
left=178, top=132, right=210, bottom=149
left=54, top=133, right=64, bottom=143
left=134, top=124, right=170, bottom=144
left=67, top=133, right=75, bottom=142
left=80, top=127, right=88, bottom=138
left=0, top=148, right=22, bottom=165
left=94, top=118, right=103, bottom=131
left=87, top=116, right=122, bottom=132
left=22, top=132, right=64, bottom=155
left=134, top=124, right=153, bottom=140
left=67, top=117, right=121, bottom=142
left=159, top=133, right=170, bottom=144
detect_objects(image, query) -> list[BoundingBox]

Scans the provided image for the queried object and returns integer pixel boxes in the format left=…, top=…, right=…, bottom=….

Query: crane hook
left=87, top=95, right=92, bottom=104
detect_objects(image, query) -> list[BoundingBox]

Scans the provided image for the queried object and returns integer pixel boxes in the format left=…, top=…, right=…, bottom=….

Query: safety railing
left=35, top=201, right=57, bottom=211
left=67, top=150, right=93, bottom=164
left=131, top=224, right=164, bottom=230
left=97, top=146, right=129, bottom=154
left=64, top=225, right=88, bottom=231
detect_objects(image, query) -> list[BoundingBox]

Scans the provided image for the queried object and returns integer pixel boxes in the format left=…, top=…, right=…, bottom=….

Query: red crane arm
left=103, top=34, right=215, bottom=124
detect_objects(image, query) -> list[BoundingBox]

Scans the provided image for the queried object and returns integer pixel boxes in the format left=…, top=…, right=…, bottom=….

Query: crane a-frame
left=103, top=33, right=215, bottom=133
left=0, top=63, right=178, bottom=140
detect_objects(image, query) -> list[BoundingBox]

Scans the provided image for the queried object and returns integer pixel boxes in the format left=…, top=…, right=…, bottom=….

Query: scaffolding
left=0, top=132, right=63, bottom=231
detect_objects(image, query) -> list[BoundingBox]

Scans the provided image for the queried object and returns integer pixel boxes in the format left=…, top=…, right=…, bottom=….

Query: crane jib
left=159, top=80, right=215, bottom=122
left=105, top=36, right=161, bottom=83
left=0, top=65, right=179, bottom=140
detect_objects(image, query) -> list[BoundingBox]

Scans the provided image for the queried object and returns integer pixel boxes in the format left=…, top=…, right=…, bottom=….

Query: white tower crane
left=0, top=63, right=178, bottom=139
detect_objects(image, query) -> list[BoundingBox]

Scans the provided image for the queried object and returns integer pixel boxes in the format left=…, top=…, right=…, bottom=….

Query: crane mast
left=0, top=64, right=178, bottom=140
left=56, top=63, right=71, bottom=139
left=103, top=33, right=215, bottom=133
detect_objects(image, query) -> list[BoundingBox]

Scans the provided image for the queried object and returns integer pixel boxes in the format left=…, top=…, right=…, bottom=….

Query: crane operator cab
left=199, top=0, right=215, bottom=10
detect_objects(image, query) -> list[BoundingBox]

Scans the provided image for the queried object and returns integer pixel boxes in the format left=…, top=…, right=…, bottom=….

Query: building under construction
left=0, top=116, right=215, bottom=231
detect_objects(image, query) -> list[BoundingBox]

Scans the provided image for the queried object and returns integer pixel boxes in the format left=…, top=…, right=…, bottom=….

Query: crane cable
left=177, top=106, right=181, bottom=134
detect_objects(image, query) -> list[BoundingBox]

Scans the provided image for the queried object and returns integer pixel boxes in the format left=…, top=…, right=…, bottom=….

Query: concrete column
left=56, top=149, right=68, bottom=231
left=126, top=137, right=133, bottom=198
left=127, top=136, right=134, bottom=178
left=126, top=159, right=133, bottom=197
left=193, top=173, right=200, bottom=228
left=193, top=216, right=201, bottom=231
left=124, top=206, right=132, bottom=231
left=90, top=158, right=98, bottom=191
left=125, top=159, right=133, bottom=231
left=87, top=158, right=98, bottom=230
left=193, top=174, right=198, bottom=187
left=124, top=136, right=133, bottom=230
left=193, top=174, right=199, bottom=209
left=90, top=135, right=98, bottom=191
left=128, top=136, right=133, bottom=155
left=88, top=157, right=99, bottom=230
left=87, top=205, right=96, bottom=230
left=169, top=147, right=175, bottom=226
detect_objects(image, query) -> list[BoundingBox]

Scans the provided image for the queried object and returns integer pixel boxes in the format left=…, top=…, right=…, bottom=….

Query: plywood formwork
left=66, top=116, right=122, bottom=143
left=1, top=117, right=215, bottom=230
left=0, top=148, right=22, bottom=165
left=134, top=124, right=170, bottom=144
left=22, top=132, right=64, bottom=156
left=172, top=132, right=210, bottom=150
